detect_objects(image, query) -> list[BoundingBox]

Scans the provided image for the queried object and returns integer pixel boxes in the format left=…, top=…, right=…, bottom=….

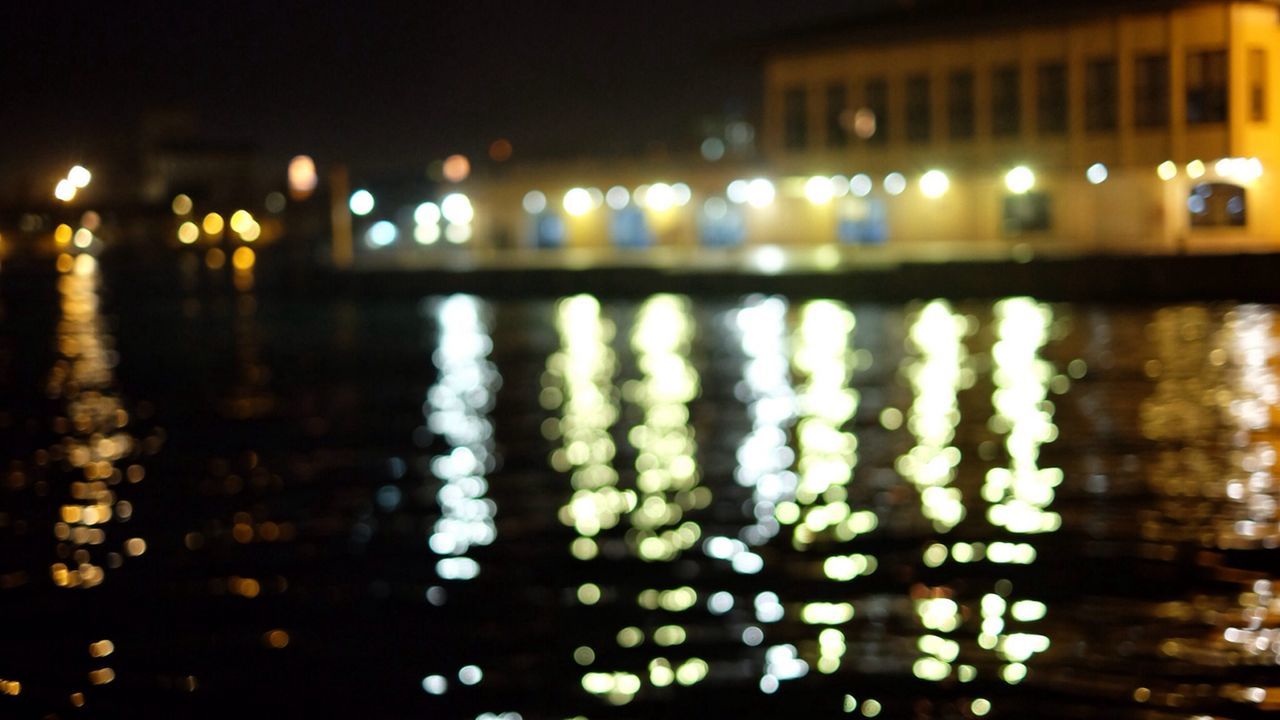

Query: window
left=1249, top=49, right=1267, bottom=121
left=610, top=207, right=653, bottom=248
left=1186, top=50, right=1228, bottom=124
left=865, top=78, right=888, bottom=144
left=533, top=214, right=565, bottom=248
left=1003, top=193, right=1051, bottom=234
left=992, top=65, right=1021, bottom=136
left=825, top=82, right=848, bottom=148
left=784, top=86, right=807, bottom=150
left=837, top=197, right=887, bottom=245
left=1037, top=62, right=1067, bottom=135
left=1133, top=54, right=1169, bottom=128
left=948, top=70, right=975, bottom=140
left=1085, top=57, right=1117, bottom=131
left=1189, top=183, right=1245, bottom=227
left=699, top=200, right=746, bottom=247
left=906, top=74, right=931, bottom=142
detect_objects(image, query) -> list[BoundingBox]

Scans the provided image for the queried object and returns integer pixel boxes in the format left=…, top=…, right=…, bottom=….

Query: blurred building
left=373, top=0, right=1280, bottom=263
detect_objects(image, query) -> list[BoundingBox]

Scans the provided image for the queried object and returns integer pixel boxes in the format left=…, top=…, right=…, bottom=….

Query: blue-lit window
left=837, top=198, right=887, bottom=245
left=610, top=207, right=652, bottom=248
left=1189, top=183, right=1245, bottom=227
left=533, top=213, right=566, bottom=248
left=698, top=199, right=745, bottom=247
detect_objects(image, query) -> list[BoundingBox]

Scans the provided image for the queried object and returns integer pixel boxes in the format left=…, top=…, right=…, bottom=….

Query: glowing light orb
left=349, top=189, right=375, bottom=216
left=563, top=187, right=593, bottom=216
left=883, top=172, right=907, bottom=196
left=1004, top=166, right=1035, bottom=194
left=1085, top=163, right=1108, bottom=185
left=919, top=170, right=950, bottom=198
left=68, top=165, right=92, bottom=188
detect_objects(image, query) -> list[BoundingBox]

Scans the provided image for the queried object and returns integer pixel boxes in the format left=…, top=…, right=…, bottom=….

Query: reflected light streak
left=426, top=296, right=499, bottom=582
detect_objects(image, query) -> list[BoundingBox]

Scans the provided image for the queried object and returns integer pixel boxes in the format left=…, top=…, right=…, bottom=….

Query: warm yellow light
left=919, top=170, right=950, bottom=198
left=68, top=165, right=92, bottom=188
left=1004, top=166, right=1035, bottom=194
left=240, top=222, right=261, bottom=242
left=1156, top=160, right=1177, bottom=181
left=178, top=221, right=199, bottom=244
left=229, top=209, right=254, bottom=234
left=804, top=176, right=835, bottom=204
left=287, top=155, right=318, bottom=199
left=171, top=194, right=193, bottom=215
left=54, top=179, right=77, bottom=202
left=232, top=246, right=256, bottom=271
left=443, top=154, right=471, bottom=183
left=645, top=183, right=675, bottom=211
left=563, top=187, right=593, bottom=216
left=54, top=224, right=73, bottom=245
left=202, top=212, right=224, bottom=235
left=1186, top=159, right=1206, bottom=179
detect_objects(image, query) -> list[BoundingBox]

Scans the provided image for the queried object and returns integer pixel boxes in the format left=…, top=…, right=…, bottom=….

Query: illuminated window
left=1186, top=50, right=1228, bottom=124
left=992, top=65, right=1021, bottom=137
left=1249, top=49, right=1267, bottom=122
left=784, top=86, right=808, bottom=150
left=610, top=207, right=652, bottom=248
left=1188, top=182, right=1245, bottom=227
left=1133, top=54, right=1169, bottom=128
left=1003, top=193, right=1051, bottom=234
left=837, top=197, right=887, bottom=245
left=533, top=213, right=565, bottom=248
left=1085, top=57, right=1117, bottom=131
left=906, top=74, right=931, bottom=142
left=864, top=78, right=889, bottom=144
left=825, top=82, right=848, bottom=148
left=1036, top=62, right=1067, bottom=135
left=948, top=70, right=974, bottom=140
left=698, top=202, right=746, bottom=247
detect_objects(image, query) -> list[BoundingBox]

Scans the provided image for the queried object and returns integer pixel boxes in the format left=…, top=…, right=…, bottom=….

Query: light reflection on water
left=1, top=273, right=1279, bottom=718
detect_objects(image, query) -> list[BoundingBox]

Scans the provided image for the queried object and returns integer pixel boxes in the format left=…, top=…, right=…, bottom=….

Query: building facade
left=364, top=0, right=1280, bottom=262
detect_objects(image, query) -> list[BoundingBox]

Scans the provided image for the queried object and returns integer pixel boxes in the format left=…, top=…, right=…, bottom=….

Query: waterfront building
left=407, top=0, right=1280, bottom=261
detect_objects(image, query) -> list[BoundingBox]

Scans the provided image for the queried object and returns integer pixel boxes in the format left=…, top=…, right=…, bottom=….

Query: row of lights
left=354, top=192, right=476, bottom=247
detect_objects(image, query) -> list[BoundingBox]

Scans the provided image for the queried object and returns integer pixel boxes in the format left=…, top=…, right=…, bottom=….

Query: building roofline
left=747, top=0, right=1280, bottom=59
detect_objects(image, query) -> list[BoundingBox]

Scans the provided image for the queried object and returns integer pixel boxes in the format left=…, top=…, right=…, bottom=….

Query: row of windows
left=783, top=48, right=1267, bottom=150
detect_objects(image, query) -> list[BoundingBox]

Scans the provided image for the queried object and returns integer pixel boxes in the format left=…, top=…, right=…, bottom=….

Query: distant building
left=362, top=0, right=1280, bottom=261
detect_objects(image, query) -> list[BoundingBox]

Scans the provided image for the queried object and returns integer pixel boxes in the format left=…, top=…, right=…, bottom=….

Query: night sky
left=2, top=1, right=877, bottom=177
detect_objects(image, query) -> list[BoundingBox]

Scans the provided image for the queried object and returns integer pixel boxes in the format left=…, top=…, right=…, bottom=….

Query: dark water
left=1, top=255, right=1278, bottom=719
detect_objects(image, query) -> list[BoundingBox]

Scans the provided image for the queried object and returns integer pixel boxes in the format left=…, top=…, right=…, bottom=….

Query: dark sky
left=2, top=1, right=877, bottom=177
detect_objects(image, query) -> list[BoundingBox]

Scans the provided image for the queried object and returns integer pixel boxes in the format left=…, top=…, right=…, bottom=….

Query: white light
left=1243, top=157, right=1264, bottom=181
left=727, top=179, right=750, bottom=204
left=1085, top=163, right=1108, bottom=185
left=646, top=183, right=676, bottom=211
left=919, top=170, right=950, bottom=199
left=1186, top=159, right=1206, bottom=179
left=366, top=220, right=397, bottom=247
left=521, top=191, right=546, bottom=215
left=1215, top=157, right=1237, bottom=177
left=883, top=172, right=906, bottom=196
left=563, top=187, right=593, bottom=216
left=1005, top=166, right=1035, bottom=194
left=605, top=185, right=630, bottom=210
left=415, top=202, right=441, bottom=225
left=672, top=182, right=692, bottom=207
left=587, top=187, right=604, bottom=209
left=803, top=176, right=834, bottom=205
left=829, top=175, right=850, bottom=197
left=746, top=178, right=775, bottom=208
left=751, top=246, right=786, bottom=274
left=850, top=174, right=872, bottom=197
left=54, top=179, right=77, bottom=202
left=1157, top=160, right=1177, bottom=181
left=422, top=675, right=447, bottom=695
left=458, top=665, right=483, bottom=686
left=415, top=223, right=441, bottom=245
left=73, top=228, right=93, bottom=248
left=349, top=189, right=375, bottom=216
left=68, top=165, right=92, bottom=189
left=441, top=193, right=474, bottom=224
left=445, top=223, right=472, bottom=244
